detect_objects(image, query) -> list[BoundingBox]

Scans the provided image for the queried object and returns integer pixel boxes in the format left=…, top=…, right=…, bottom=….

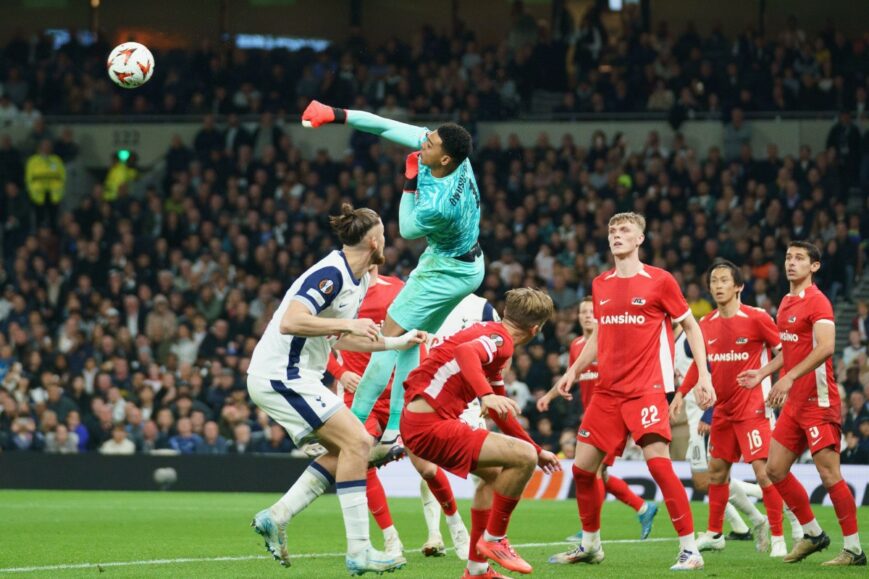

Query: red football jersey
left=569, top=335, right=599, bottom=411
left=329, top=275, right=403, bottom=402
left=592, top=265, right=690, bottom=398
left=776, top=285, right=839, bottom=422
left=404, top=322, right=513, bottom=420
left=681, top=304, right=781, bottom=421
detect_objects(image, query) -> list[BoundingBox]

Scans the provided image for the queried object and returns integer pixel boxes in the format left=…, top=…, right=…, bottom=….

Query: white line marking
left=0, top=538, right=676, bottom=573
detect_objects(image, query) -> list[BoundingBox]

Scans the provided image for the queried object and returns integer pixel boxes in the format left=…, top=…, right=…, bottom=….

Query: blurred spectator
left=45, top=424, right=79, bottom=454
left=853, top=301, right=869, bottom=343
left=24, top=139, right=65, bottom=227
left=723, top=108, right=751, bottom=161
left=686, top=282, right=713, bottom=319
left=255, top=423, right=293, bottom=453
left=826, top=110, right=861, bottom=192
left=844, top=390, right=869, bottom=432
left=169, top=417, right=202, bottom=454
left=229, top=422, right=254, bottom=454
left=843, top=330, right=867, bottom=368
left=195, top=420, right=228, bottom=454
left=103, top=152, right=138, bottom=202
left=99, top=424, right=135, bottom=455
left=842, top=429, right=868, bottom=464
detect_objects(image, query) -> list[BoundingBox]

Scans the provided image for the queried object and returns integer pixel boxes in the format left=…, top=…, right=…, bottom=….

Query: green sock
left=349, top=349, right=398, bottom=422
left=383, top=344, right=420, bottom=437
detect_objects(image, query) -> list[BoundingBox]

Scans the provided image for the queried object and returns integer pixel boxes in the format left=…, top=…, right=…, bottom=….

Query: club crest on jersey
left=788, top=315, right=797, bottom=323
left=318, top=279, right=335, bottom=295
left=490, top=334, right=505, bottom=347
left=735, top=337, right=748, bottom=345
left=632, top=297, right=646, bottom=306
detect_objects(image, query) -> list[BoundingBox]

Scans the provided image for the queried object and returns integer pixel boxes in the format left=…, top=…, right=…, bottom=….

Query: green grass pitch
left=0, top=490, right=866, bottom=577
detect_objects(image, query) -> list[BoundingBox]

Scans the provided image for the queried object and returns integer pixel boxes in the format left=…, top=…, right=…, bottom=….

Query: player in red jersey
left=738, top=242, right=865, bottom=566
left=401, top=288, right=561, bottom=578
left=538, top=296, right=658, bottom=542
left=326, top=266, right=471, bottom=562
left=548, top=212, right=716, bottom=571
left=670, top=260, right=787, bottom=557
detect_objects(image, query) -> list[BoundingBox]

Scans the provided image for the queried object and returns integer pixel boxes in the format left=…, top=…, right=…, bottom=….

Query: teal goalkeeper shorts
left=387, top=249, right=485, bottom=333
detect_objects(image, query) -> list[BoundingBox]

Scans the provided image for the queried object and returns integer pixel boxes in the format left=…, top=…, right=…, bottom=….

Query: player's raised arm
left=301, top=100, right=427, bottom=149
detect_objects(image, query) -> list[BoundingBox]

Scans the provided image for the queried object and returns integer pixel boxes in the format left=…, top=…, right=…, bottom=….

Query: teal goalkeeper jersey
left=411, top=157, right=481, bottom=257
left=345, top=110, right=481, bottom=257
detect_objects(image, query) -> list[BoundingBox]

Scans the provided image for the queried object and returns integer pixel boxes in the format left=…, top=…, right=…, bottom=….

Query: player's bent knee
left=814, top=459, right=842, bottom=487
left=514, top=441, right=538, bottom=471
left=765, top=462, right=786, bottom=483
left=416, top=462, right=438, bottom=480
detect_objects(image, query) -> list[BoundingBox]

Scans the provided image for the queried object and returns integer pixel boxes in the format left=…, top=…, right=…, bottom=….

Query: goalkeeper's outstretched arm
left=301, top=100, right=427, bottom=149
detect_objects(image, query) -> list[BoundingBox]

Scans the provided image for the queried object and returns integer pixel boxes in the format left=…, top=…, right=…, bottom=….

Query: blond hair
left=503, top=288, right=554, bottom=330
left=608, top=212, right=646, bottom=232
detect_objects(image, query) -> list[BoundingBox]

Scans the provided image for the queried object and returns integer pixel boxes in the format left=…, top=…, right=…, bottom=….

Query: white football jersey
left=429, top=294, right=499, bottom=348
left=674, top=332, right=692, bottom=385
left=248, top=250, right=370, bottom=382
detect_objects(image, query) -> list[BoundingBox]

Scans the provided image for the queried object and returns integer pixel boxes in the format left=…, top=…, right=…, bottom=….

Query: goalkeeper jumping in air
left=302, top=100, right=484, bottom=461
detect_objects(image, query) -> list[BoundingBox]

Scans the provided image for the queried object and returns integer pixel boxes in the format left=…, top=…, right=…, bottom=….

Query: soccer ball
left=107, top=42, right=155, bottom=89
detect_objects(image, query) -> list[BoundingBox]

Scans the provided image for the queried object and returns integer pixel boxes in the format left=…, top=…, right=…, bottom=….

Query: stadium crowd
left=1, top=6, right=869, bottom=124
left=1, top=103, right=868, bottom=463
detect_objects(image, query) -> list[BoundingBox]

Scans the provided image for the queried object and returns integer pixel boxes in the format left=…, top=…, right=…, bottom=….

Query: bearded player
left=325, top=266, right=408, bottom=560
left=549, top=212, right=716, bottom=571
left=247, top=205, right=425, bottom=574
left=402, top=288, right=561, bottom=578
left=738, top=241, right=865, bottom=566
left=302, top=101, right=484, bottom=462
left=670, top=260, right=788, bottom=557
left=537, top=296, right=658, bottom=542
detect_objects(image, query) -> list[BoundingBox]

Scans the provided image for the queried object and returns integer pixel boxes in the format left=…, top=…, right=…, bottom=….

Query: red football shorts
left=709, top=415, right=771, bottom=463
left=344, top=391, right=390, bottom=438
left=400, top=408, right=489, bottom=478
left=578, top=391, right=671, bottom=457
left=772, top=409, right=841, bottom=456
left=602, top=436, right=627, bottom=467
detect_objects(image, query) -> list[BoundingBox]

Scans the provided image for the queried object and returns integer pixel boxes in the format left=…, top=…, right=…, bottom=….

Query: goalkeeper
left=302, top=101, right=484, bottom=459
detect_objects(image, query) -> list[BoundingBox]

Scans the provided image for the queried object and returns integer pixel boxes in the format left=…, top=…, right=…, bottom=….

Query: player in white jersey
left=416, top=294, right=499, bottom=558
left=248, top=204, right=427, bottom=575
left=675, top=331, right=803, bottom=544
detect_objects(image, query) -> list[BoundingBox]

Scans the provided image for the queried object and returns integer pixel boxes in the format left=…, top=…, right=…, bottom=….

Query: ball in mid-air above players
left=107, top=42, right=155, bottom=89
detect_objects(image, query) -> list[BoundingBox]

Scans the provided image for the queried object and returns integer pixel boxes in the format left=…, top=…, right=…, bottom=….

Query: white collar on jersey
left=605, top=264, right=652, bottom=280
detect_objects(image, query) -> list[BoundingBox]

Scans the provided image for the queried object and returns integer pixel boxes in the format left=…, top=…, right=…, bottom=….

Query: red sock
left=647, top=457, right=694, bottom=536
left=487, top=492, right=520, bottom=537
left=773, top=472, right=815, bottom=525
left=366, top=468, right=393, bottom=530
left=605, top=475, right=645, bottom=512
left=426, top=468, right=458, bottom=516
left=572, top=464, right=602, bottom=532
left=707, top=483, right=729, bottom=534
left=827, top=480, right=859, bottom=536
left=761, top=484, right=784, bottom=536
left=469, top=508, right=490, bottom=563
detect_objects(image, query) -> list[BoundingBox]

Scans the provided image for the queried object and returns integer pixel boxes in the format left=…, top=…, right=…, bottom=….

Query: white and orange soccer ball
left=107, top=42, right=155, bottom=89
